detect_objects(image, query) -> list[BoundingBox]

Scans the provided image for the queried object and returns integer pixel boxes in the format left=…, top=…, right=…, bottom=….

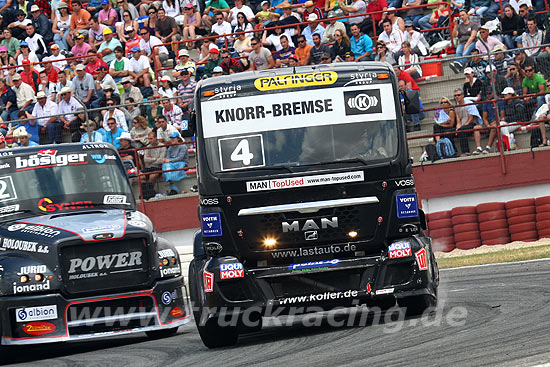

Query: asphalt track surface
left=4, top=259, right=550, bottom=367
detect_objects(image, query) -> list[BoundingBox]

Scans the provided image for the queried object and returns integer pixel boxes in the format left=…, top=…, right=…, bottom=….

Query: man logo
left=344, top=90, right=382, bottom=115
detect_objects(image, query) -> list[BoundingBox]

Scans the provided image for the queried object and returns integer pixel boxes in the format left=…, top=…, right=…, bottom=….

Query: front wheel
left=398, top=294, right=437, bottom=316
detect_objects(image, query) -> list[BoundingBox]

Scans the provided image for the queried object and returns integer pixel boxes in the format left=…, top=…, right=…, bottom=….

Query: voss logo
left=344, top=90, right=382, bottom=116
left=395, top=179, right=414, bottom=187
left=200, top=198, right=219, bottom=206
left=16, top=151, right=88, bottom=170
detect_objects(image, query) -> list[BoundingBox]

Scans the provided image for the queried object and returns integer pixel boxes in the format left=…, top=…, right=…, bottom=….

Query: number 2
left=230, top=139, right=254, bottom=166
left=0, top=180, right=9, bottom=199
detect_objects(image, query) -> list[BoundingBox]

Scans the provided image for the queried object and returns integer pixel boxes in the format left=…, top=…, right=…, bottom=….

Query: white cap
left=116, top=131, right=132, bottom=141
left=13, top=126, right=30, bottom=137
left=463, top=67, right=474, bottom=74
left=30, top=4, right=40, bottom=12
left=308, top=13, right=318, bottom=21
left=60, top=87, right=72, bottom=94
left=36, top=91, right=47, bottom=98
left=178, top=49, right=189, bottom=57
left=502, top=87, right=515, bottom=95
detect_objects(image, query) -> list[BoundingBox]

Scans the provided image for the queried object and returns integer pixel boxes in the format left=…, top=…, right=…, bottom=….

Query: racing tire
left=506, top=206, right=536, bottom=217
left=451, top=214, right=478, bottom=225
left=478, top=210, right=506, bottom=222
left=537, top=229, right=550, bottom=238
left=535, top=196, right=550, bottom=206
left=506, top=198, right=535, bottom=209
left=146, top=327, right=179, bottom=339
left=454, top=231, right=480, bottom=243
left=429, top=228, right=454, bottom=238
left=455, top=239, right=481, bottom=250
left=398, top=294, right=437, bottom=317
left=453, top=223, right=479, bottom=232
left=479, top=219, right=508, bottom=232
left=536, top=204, right=550, bottom=214
left=428, top=218, right=453, bottom=230
left=451, top=206, right=477, bottom=216
left=427, top=211, right=451, bottom=222
left=482, top=237, right=511, bottom=246
left=476, top=202, right=506, bottom=213
left=536, top=220, right=550, bottom=230
left=189, top=259, right=239, bottom=348
left=536, top=211, right=550, bottom=221
left=480, top=228, right=510, bottom=241
left=507, top=214, right=535, bottom=226
left=510, top=231, right=539, bottom=242
left=508, top=222, right=537, bottom=234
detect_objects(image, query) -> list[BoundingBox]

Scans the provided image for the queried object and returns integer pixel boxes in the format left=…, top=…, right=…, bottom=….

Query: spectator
left=104, top=116, right=123, bottom=148
left=500, top=5, right=524, bottom=50
left=337, top=0, right=370, bottom=34
left=10, top=73, right=35, bottom=121
left=401, top=0, right=423, bottom=28
left=212, top=12, right=233, bottom=48
left=29, top=4, right=52, bottom=45
left=0, top=46, right=13, bottom=78
left=98, top=0, right=117, bottom=27
left=16, top=42, right=39, bottom=68
left=385, top=7, right=406, bottom=33
left=378, top=18, right=404, bottom=54
left=143, top=6, right=158, bottom=32
left=534, top=100, right=550, bottom=146
left=427, top=2, right=450, bottom=31
left=330, top=29, right=350, bottom=62
left=56, top=87, right=80, bottom=131
left=220, top=48, right=244, bottom=72
left=109, top=46, right=130, bottom=82
left=262, top=22, right=294, bottom=51
left=95, top=84, right=120, bottom=108
left=156, top=8, right=179, bottom=53
left=37, top=71, right=56, bottom=101
left=80, top=120, right=104, bottom=143
left=12, top=125, right=38, bottom=147
left=522, top=64, right=546, bottom=109
left=492, top=45, right=513, bottom=76
left=418, top=0, right=441, bottom=30
left=55, top=70, right=72, bottom=101
left=130, top=115, right=151, bottom=148
left=142, top=131, right=166, bottom=199
left=177, top=68, right=196, bottom=113
left=393, top=63, right=420, bottom=90
left=212, top=65, right=224, bottom=77
left=233, top=29, right=253, bottom=57
left=0, top=77, right=16, bottom=122
left=116, top=131, right=136, bottom=161
left=116, top=10, right=139, bottom=43
left=475, top=25, right=504, bottom=55
left=162, top=98, right=184, bottom=129
left=24, top=23, right=47, bottom=60
left=514, top=50, right=536, bottom=71
left=128, top=47, right=152, bottom=88
left=302, top=13, right=325, bottom=46
left=374, top=41, right=395, bottom=64
left=463, top=49, right=488, bottom=80
left=248, top=37, right=274, bottom=70
left=123, top=97, right=141, bottom=125
left=295, top=34, right=312, bottom=65
left=121, top=76, right=143, bottom=105
left=88, top=17, right=107, bottom=51
left=349, top=24, right=372, bottom=61
left=92, top=65, right=117, bottom=108
left=280, top=3, right=301, bottom=25
left=450, top=10, right=479, bottom=73
left=398, top=79, right=424, bottom=131
left=434, top=96, right=456, bottom=143
left=155, top=115, right=178, bottom=144
left=67, top=0, right=91, bottom=48
left=505, top=61, right=525, bottom=95
left=71, top=33, right=92, bottom=60
left=69, top=108, right=87, bottom=142
left=203, top=0, right=231, bottom=29
left=234, top=11, right=254, bottom=38
left=162, top=131, right=188, bottom=195
left=124, top=26, right=142, bottom=55
left=20, top=58, right=39, bottom=92
left=140, top=27, right=170, bottom=66
left=499, top=86, right=527, bottom=126
left=1, top=29, right=20, bottom=60
left=85, top=51, right=108, bottom=75
left=49, top=44, right=67, bottom=70
left=398, top=41, right=422, bottom=79
left=463, top=67, right=483, bottom=102
left=163, top=0, right=183, bottom=23
left=102, top=98, right=128, bottom=130
left=255, top=1, right=279, bottom=25
left=309, top=33, right=331, bottom=64
left=229, top=0, right=255, bottom=27
left=469, top=0, right=490, bottom=19
left=99, top=28, right=122, bottom=65
left=73, top=64, right=97, bottom=107
left=8, top=10, right=31, bottom=41
left=521, top=18, right=543, bottom=58
left=32, top=90, right=59, bottom=144
left=203, top=47, right=222, bottom=77
left=159, top=75, right=177, bottom=97
left=182, top=3, right=202, bottom=46
left=453, top=88, right=483, bottom=156
left=517, top=4, right=533, bottom=27
left=174, top=49, right=196, bottom=77
left=482, top=65, right=507, bottom=102
left=323, top=11, right=346, bottom=45
left=403, top=21, right=429, bottom=56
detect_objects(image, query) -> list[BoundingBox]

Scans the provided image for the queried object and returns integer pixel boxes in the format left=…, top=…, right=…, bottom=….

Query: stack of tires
left=452, top=206, right=481, bottom=250
left=506, top=198, right=538, bottom=242
left=427, top=211, right=455, bottom=252
left=477, top=202, right=510, bottom=245
left=535, top=196, right=550, bottom=238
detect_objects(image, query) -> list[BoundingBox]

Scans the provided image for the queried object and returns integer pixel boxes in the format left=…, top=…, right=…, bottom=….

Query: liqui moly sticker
left=415, top=248, right=428, bottom=271
left=246, top=171, right=364, bottom=192
left=220, top=263, right=244, bottom=279
left=388, top=241, right=412, bottom=259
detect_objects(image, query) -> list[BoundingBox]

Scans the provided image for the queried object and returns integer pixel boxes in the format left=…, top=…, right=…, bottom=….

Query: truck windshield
left=0, top=148, right=135, bottom=216
left=200, top=83, right=398, bottom=173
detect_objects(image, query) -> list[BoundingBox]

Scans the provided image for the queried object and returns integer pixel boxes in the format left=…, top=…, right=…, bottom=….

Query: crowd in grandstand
left=0, top=0, right=547, bottom=163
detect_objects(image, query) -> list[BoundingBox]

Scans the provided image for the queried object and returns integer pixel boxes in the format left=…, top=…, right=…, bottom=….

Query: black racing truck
left=0, top=143, right=188, bottom=345
left=189, top=63, right=439, bottom=348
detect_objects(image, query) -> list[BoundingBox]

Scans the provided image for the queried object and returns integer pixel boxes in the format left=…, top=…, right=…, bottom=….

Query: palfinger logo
left=347, top=93, right=379, bottom=111
left=254, top=71, right=338, bottom=91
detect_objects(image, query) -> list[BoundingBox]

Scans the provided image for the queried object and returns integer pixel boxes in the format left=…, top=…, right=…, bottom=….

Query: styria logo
left=343, top=90, right=382, bottom=116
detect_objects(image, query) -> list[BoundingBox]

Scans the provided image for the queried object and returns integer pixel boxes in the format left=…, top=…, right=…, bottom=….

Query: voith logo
left=344, top=90, right=382, bottom=116
left=38, top=198, right=93, bottom=212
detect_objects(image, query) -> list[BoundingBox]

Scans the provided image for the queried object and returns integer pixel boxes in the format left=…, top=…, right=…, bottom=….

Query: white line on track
left=441, top=257, right=550, bottom=272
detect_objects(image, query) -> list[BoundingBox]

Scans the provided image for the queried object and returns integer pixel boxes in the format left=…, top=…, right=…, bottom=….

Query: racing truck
left=189, top=63, right=439, bottom=348
left=0, top=143, right=188, bottom=345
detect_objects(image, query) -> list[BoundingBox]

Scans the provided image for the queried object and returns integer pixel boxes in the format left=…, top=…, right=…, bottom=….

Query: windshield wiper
left=296, top=158, right=370, bottom=168
left=238, top=165, right=295, bottom=173
left=0, top=209, right=44, bottom=222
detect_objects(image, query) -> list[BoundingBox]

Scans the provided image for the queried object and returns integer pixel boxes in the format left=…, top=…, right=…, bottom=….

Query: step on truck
left=189, top=63, right=439, bottom=348
left=0, top=143, right=189, bottom=345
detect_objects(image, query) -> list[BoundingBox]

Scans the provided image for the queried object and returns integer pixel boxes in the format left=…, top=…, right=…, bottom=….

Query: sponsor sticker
left=128, top=220, right=147, bottom=227
left=22, top=321, right=56, bottom=336
left=82, top=224, right=122, bottom=233
left=38, top=197, right=93, bottom=212
left=103, top=194, right=130, bottom=205
left=396, top=193, right=418, bottom=219
left=288, top=259, right=341, bottom=272
left=170, top=307, right=183, bottom=317
left=0, top=162, right=10, bottom=170
left=201, top=213, right=222, bottom=237
left=271, top=244, right=357, bottom=259
left=16, top=305, right=57, bottom=322
left=279, top=289, right=358, bottom=305
left=254, top=71, right=338, bottom=91
left=160, top=266, right=181, bottom=277
left=91, top=154, right=117, bottom=164
left=375, top=288, right=394, bottom=295
left=7, top=223, right=60, bottom=239
left=203, top=270, right=213, bottom=292
left=220, top=263, right=244, bottom=279
left=0, top=238, right=48, bottom=254
left=395, top=179, right=414, bottom=187
left=247, top=171, right=364, bottom=192
left=161, top=291, right=173, bottom=305
left=158, top=249, right=176, bottom=258
left=18, top=265, right=47, bottom=274
left=388, top=241, right=412, bottom=259
left=415, top=248, right=428, bottom=271
left=13, top=280, right=51, bottom=294
left=16, top=151, right=88, bottom=171
left=343, top=89, right=382, bottom=116
left=0, top=204, right=20, bottom=217
left=67, top=251, right=143, bottom=277
left=200, top=198, right=219, bottom=206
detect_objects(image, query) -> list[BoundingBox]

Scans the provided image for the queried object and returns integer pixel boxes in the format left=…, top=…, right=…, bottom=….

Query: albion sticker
left=7, top=223, right=60, bottom=239
left=16, top=305, right=57, bottom=322
left=254, top=71, right=337, bottom=91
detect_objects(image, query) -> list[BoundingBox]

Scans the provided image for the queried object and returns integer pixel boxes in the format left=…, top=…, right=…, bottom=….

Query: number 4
left=230, top=139, right=254, bottom=166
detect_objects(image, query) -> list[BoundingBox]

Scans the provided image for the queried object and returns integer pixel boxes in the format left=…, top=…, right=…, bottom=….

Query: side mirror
left=122, top=160, right=138, bottom=178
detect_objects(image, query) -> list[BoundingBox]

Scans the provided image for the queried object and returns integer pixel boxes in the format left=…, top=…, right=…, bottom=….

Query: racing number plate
left=218, top=134, right=265, bottom=171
